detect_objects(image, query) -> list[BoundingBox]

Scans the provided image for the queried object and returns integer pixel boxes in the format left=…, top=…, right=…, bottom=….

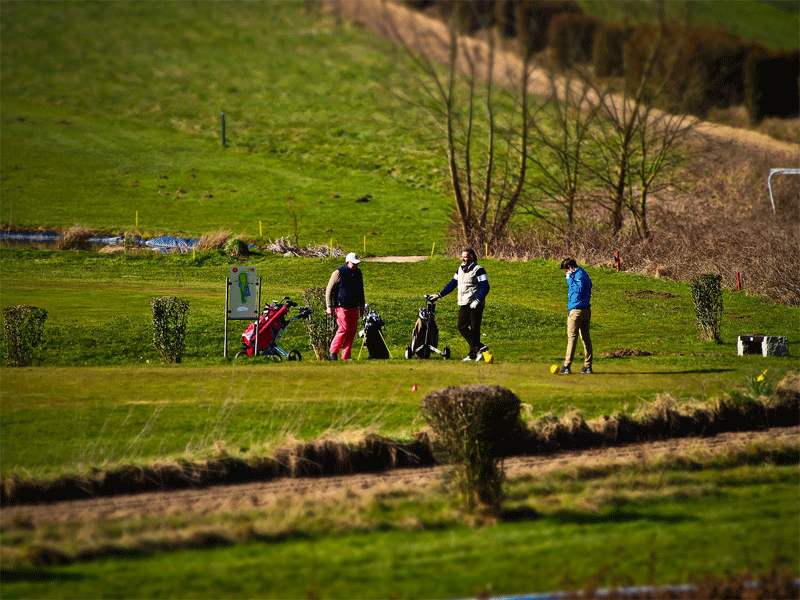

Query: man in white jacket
left=431, top=248, right=490, bottom=361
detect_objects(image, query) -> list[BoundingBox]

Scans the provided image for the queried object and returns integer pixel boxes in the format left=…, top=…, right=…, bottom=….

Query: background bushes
left=417, top=0, right=798, bottom=123
left=547, top=12, right=599, bottom=67
left=744, top=48, right=800, bottom=124
left=591, top=21, right=631, bottom=77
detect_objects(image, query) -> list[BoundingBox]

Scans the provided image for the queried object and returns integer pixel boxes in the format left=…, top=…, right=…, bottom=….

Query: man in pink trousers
left=325, top=252, right=365, bottom=361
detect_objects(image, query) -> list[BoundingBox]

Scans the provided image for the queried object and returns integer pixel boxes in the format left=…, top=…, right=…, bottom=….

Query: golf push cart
left=236, top=296, right=312, bottom=361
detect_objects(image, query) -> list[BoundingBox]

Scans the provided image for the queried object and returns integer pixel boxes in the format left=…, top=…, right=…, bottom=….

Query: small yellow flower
left=756, top=369, right=768, bottom=382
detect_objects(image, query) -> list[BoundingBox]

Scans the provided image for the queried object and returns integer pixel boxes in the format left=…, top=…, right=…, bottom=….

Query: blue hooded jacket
left=566, top=266, right=592, bottom=310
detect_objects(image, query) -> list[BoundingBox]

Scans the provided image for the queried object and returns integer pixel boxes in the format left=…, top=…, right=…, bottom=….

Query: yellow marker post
left=259, top=220, right=263, bottom=237
left=135, top=211, right=139, bottom=228
left=431, top=242, right=435, bottom=258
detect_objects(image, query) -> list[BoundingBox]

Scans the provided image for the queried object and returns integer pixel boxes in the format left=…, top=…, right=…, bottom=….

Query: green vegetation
left=3, top=445, right=797, bottom=598
left=1, top=1, right=798, bottom=597
left=0, top=1, right=447, bottom=254
left=1, top=248, right=797, bottom=478
left=579, top=0, right=799, bottom=50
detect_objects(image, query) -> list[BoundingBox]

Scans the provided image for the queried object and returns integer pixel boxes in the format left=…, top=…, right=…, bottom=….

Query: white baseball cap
left=345, top=252, right=361, bottom=264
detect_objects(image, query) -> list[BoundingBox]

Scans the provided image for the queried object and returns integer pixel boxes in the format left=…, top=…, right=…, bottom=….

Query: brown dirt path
left=3, top=426, right=796, bottom=527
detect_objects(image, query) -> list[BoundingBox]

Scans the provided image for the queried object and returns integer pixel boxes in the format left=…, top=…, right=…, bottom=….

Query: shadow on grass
left=609, top=369, right=736, bottom=375
left=1, top=568, right=87, bottom=583
left=549, top=509, right=696, bottom=525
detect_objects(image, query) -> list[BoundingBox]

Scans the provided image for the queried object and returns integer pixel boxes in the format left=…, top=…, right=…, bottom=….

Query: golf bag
left=359, top=305, right=390, bottom=359
left=405, top=295, right=450, bottom=359
left=237, top=296, right=312, bottom=361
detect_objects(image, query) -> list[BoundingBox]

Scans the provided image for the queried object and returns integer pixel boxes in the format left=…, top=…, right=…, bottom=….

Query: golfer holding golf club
left=431, top=248, right=490, bottom=361
left=560, top=257, right=593, bottom=374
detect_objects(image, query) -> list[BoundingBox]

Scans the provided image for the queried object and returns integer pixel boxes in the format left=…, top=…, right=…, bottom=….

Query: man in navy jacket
left=560, top=258, right=593, bottom=374
left=432, top=248, right=490, bottom=361
left=326, top=252, right=365, bottom=360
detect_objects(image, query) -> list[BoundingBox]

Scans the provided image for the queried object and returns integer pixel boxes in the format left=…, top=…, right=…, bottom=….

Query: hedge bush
left=591, top=21, right=631, bottom=78
left=624, top=22, right=750, bottom=117
left=150, top=296, right=189, bottom=363
left=547, top=12, right=599, bottom=67
left=495, top=0, right=582, bottom=57
left=690, top=274, right=723, bottom=343
left=2, top=305, right=47, bottom=367
left=421, top=384, right=522, bottom=516
left=744, top=48, right=800, bottom=124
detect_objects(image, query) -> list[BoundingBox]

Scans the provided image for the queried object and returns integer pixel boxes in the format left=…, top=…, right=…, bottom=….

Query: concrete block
left=737, top=335, right=789, bottom=357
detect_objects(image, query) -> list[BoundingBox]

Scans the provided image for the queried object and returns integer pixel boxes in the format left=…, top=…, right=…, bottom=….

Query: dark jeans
left=457, top=303, right=484, bottom=358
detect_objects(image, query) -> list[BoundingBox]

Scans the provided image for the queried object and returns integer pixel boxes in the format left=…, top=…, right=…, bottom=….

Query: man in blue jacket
left=432, top=248, right=490, bottom=361
left=560, top=258, right=593, bottom=374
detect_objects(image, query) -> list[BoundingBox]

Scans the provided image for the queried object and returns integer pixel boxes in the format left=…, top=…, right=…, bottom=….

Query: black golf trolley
left=404, top=294, right=450, bottom=359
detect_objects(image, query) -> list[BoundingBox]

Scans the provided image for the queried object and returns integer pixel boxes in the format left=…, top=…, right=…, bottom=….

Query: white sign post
left=224, top=266, right=260, bottom=357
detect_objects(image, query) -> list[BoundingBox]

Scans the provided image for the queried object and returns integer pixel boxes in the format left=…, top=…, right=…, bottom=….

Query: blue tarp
left=0, top=231, right=200, bottom=253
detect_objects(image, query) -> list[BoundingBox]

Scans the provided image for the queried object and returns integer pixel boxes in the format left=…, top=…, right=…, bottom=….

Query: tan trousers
left=564, top=308, right=592, bottom=369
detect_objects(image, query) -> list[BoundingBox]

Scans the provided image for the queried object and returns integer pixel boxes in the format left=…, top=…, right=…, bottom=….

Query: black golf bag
left=359, top=305, right=390, bottom=359
left=405, top=295, right=450, bottom=359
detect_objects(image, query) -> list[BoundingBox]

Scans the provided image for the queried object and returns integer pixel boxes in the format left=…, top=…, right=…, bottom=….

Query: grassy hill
left=1, top=1, right=448, bottom=254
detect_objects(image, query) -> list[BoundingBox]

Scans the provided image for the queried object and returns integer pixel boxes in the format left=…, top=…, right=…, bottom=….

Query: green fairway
left=1, top=249, right=798, bottom=477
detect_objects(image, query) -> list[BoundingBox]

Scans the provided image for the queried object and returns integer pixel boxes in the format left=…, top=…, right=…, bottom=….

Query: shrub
left=301, top=286, right=336, bottom=360
left=435, top=0, right=495, bottom=35
left=150, top=296, right=189, bottom=363
left=592, top=21, right=631, bottom=78
left=547, top=12, right=599, bottom=67
left=224, top=237, right=249, bottom=257
left=2, top=305, right=47, bottom=367
left=497, top=0, right=582, bottom=57
left=420, top=384, right=521, bottom=517
left=624, top=22, right=749, bottom=117
left=744, top=48, right=800, bottom=124
left=690, top=274, right=723, bottom=342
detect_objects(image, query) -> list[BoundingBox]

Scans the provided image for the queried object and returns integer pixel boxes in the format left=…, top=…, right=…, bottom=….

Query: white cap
left=345, top=252, right=361, bottom=264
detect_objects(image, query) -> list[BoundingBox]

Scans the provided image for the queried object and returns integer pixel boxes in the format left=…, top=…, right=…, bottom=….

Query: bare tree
left=522, top=63, right=604, bottom=230
left=380, top=1, right=537, bottom=248
left=585, top=1, right=698, bottom=237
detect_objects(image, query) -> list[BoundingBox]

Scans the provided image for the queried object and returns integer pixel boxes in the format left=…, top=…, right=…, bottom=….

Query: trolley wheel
left=234, top=350, right=248, bottom=360
left=443, top=346, right=450, bottom=360
left=404, top=346, right=412, bottom=359
left=288, top=350, right=302, bottom=361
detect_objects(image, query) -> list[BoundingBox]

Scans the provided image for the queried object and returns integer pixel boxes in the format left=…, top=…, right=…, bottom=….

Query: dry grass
left=489, top=139, right=800, bottom=306
left=194, top=229, right=232, bottom=251
left=54, top=225, right=93, bottom=251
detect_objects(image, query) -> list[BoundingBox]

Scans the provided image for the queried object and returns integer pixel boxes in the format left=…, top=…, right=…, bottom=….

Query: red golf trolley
left=235, top=296, right=312, bottom=361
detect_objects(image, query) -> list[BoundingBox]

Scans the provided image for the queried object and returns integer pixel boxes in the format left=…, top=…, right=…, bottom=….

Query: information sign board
left=227, top=266, right=258, bottom=319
